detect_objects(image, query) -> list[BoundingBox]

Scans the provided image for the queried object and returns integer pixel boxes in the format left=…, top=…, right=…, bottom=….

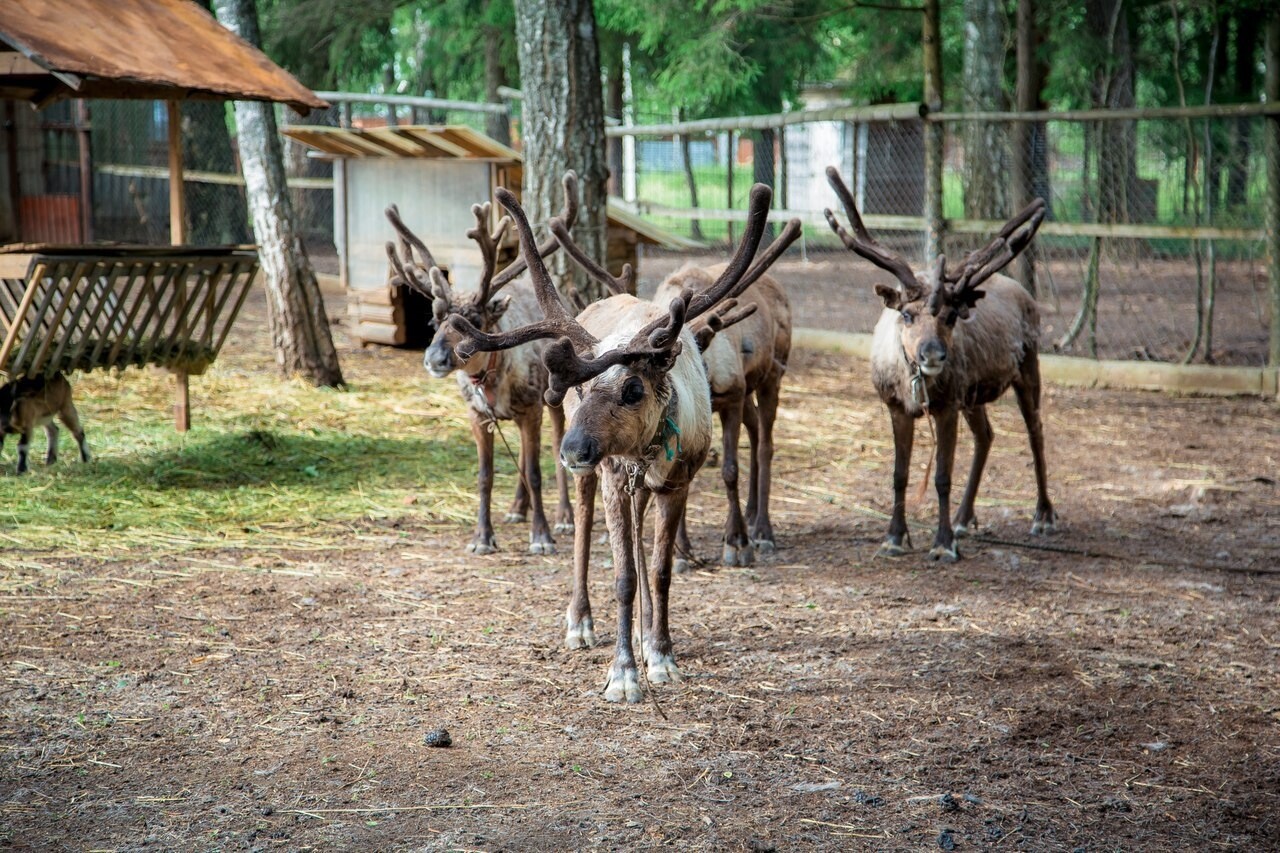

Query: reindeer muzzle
left=560, top=429, right=602, bottom=475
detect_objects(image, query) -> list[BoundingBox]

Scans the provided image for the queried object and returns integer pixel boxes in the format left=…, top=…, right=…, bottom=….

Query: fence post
left=726, top=129, right=736, bottom=246
left=167, top=99, right=191, bottom=432
left=1266, top=14, right=1280, bottom=371
left=922, top=0, right=945, bottom=264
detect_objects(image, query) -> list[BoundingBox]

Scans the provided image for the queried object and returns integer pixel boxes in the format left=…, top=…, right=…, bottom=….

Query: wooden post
left=167, top=99, right=191, bottom=432
left=1266, top=14, right=1280, bottom=370
left=76, top=100, right=93, bottom=242
left=922, top=0, right=945, bottom=264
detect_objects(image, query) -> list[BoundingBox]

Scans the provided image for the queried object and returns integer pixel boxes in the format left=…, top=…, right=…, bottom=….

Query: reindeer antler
left=549, top=217, right=634, bottom=295
left=488, top=171, right=581, bottom=291
left=823, top=166, right=923, bottom=299
left=467, top=202, right=511, bottom=307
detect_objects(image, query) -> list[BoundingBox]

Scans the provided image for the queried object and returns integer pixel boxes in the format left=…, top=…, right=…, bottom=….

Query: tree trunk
left=1227, top=10, right=1260, bottom=210
left=482, top=6, right=512, bottom=147
left=605, top=50, right=624, bottom=198
left=1087, top=0, right=1136, bottom=224
left=752, top=128, right=776, bottom=241
left=214, top=0, right=344, bottom=387
left=962, top=0, right=1007, bottom=220
left=678, top=110, right=703, bottom=241
left=513, top=0, right=609, bottom=304
left=1012, top=0, right=1049, bottom=294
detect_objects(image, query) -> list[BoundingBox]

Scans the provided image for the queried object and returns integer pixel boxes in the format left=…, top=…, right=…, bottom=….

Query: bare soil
left=1, top=286, right=1277, bottom=851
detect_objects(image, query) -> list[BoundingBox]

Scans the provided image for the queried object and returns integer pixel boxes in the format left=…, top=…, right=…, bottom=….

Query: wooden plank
left=91, top=262, right=147, bottom=369
left=0, top=262, right=48, bottom=374
left=349, top=286, right=396, bottom=307
left=211, top=262, right=258, bottom=355
left=43, top=261, right=111, bottom=374
left=110, top=263, right=172, bottom=367
left=352, top=321, right=405, bottom=346
left=135, top=263, right=189, bottom=368
left=353, top=303, right=401, bottom=325
left=0, top=254, right=35, bottom=279
left=168, top=101, right=186, bottom=245
left=21, top=261, right=85, bottom=376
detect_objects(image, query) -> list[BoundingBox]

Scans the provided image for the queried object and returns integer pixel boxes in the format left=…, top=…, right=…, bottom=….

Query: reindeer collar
left=466, top=351, right=501, bottom=410
left=902, top=344, right=930, bottom=411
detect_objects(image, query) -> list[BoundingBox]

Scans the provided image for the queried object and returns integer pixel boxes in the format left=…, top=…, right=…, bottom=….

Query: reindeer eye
left=901, top=310, right=915, bottom=325
left=620, top=377, right=645, bottom=406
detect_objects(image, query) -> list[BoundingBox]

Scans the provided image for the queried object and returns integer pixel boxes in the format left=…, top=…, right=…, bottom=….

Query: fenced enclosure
left=36, top=94, right=1278, bottom=370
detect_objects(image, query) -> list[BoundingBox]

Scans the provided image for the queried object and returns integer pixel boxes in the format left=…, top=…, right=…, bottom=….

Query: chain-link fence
left=31, top=94, right=1274, bottom=368
left=613, top=104, right=1277, bottom=367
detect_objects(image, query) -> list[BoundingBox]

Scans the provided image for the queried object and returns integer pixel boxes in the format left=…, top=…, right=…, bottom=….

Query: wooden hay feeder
left=0, top=245, right=258, bottom=425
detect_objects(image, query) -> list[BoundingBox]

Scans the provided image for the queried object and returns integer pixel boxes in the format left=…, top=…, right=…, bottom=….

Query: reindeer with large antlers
left=825, top=166, right=1057, bottom=562
left=385, top=174, right=581, bottom=555
left=446, top=181, right=800, bottom=702
left=652, top=260, right=791, bottom=569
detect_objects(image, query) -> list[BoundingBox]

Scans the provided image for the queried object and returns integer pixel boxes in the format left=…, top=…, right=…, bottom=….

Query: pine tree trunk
left=213, top=0, right=344, bottom=387
left=1087, top=0, right=1136, bottom=224
left=962, top=0, right=1007, bottom=220
left=513, top=0, right=609, bottom=304
left=1012, top=0, right=1049, bottom=294
left=482, top=5, right=512, bottom=147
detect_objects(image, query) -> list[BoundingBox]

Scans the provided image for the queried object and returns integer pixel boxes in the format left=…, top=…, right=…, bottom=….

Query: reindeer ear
left=488, top=294, right=512, bottom=320
left=874, top=283, right=903, bottom=309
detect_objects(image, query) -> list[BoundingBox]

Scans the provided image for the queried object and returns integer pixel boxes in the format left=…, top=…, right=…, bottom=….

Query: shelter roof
left=283, top=124, right=701, bottom=249
left=0, top=0, right=325, bottom=112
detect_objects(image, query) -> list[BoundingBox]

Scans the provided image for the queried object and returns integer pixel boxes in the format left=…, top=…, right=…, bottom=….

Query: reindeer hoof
left=603, top=665, right=643, bottom=703
left=528, top=540, right=556, bottom=555
left=644, top=652, right=683, bottom=684
left=565, top=617, right=597, bottom=649
left=928, top=544, right=960, bottom=563
left=876, top=540, right=909, bottom=558
left=466, top=539, right=498, bottom=555
left=722, top=542, right=754, bottom=567
left=752, top=538, right=777, bottom=555
left=1031, top=513, right=1058, bottom=536
left=504, top=512, right=527, bottom=524
left=554, top=521, right=575, bottom=535
left=953, top=521, right=976, bottom=539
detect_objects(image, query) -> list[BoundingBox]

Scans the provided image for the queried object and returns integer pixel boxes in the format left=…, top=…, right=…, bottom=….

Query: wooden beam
left=167, top=100, right=186, bottom=245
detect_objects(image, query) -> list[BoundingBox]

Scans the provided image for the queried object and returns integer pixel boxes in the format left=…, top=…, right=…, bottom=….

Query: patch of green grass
left=0, top=363, right=517, bottom=555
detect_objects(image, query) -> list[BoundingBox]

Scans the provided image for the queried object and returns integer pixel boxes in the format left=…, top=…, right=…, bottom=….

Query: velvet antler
left=823, top=166, right=923, bottom=300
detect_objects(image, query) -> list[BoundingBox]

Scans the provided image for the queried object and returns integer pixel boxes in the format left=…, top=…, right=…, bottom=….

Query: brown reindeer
left=0, top=372, right=90, bottom=475
left=825, top=166, right=1056, bottom=562
left=653, top=263, right=791, bottom=568
left=385, top=174, right=580, bottom=555
left=446, top=182, right=799, bottom=701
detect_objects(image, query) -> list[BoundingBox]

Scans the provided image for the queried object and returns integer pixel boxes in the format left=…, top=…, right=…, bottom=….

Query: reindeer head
left=824, top=166, right=1045, bottom=377
left=447, top=179, right=799, bottom=476
left=384, top=173, right=581, bottom=379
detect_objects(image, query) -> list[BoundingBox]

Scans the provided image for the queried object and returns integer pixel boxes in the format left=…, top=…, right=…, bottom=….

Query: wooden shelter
left=0, top=0, right=326, bottom=430
left=283, top=124, right=698, bottom=346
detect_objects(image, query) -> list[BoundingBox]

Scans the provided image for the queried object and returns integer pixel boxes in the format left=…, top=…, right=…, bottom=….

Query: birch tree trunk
left=513, top=0, right=609, bottom=304
left=213, top=0, right=344, bottom=387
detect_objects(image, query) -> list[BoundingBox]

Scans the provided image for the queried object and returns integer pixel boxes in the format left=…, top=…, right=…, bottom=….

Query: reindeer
left=824, top=166, right=1056, bottom=562
left=445, top=181, right=800, bottom=701
left=385, top=174, right=580, bottom=555
left=0, top=372, right=90, bottom=475
left=652, top=262, right=791, bottom=569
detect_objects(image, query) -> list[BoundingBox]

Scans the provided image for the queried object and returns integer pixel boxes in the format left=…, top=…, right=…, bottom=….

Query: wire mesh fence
left=616, top=106, right=1276, bottom=367
left=31, top=95, right=1274, bottom=368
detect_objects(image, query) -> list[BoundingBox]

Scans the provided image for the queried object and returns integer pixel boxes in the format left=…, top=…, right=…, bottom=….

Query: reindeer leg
left=953, top=405, right=992, bottom=537
left=645, top=488, right=686, bottom=684
left=521, top=409, right=555, bottom=554
left=565, top=471, right=598, bottom=649
left=719, top=399, right=753, bottom=568
left=749, top=379, right=781, bottom=552
left=550, top=405, right=574, bottom=534
left=1015, top=351, right=1058, bottom=535
left=673, top=509, right=696, bottom=574
left=505, top=428, right=530, bottom=523
left=879, top=405, right=915, bottom=556
left=742, top=395, right=761, bottom=526
left=59, top=401, right=89, bottom=464
left=467, top=412, right=499, bottom=554
left=928, top=408, right=961, bottom=563
left=43, top=420, right=58, bottom=466
left=601, top=469, right=642, bottom=703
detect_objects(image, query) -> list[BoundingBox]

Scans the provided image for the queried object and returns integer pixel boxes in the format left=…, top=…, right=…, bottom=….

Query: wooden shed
left=282, top=124, right=697, bottom=346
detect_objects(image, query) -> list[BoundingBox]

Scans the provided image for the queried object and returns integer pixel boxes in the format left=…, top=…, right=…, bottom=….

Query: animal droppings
left=423, top=728, right=453, bottom=747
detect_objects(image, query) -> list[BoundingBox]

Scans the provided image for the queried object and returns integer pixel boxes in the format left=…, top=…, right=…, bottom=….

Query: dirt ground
left=1, top=285, right=1277, bottom=851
